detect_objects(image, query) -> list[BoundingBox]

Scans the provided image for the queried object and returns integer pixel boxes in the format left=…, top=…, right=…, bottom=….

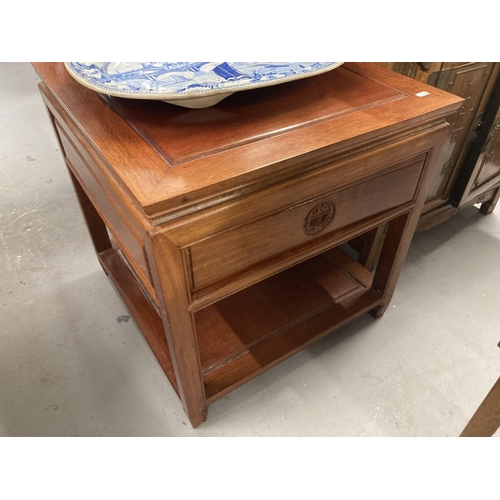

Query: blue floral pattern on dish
left=64, top=62, right=343, bottom=98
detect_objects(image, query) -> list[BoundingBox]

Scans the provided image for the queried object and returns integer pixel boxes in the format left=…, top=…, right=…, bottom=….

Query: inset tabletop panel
left=102, top=67, right=406, bottom=165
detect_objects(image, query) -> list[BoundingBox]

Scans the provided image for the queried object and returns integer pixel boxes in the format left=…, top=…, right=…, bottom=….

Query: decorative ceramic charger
left=64, top=62, right=344, bottom=108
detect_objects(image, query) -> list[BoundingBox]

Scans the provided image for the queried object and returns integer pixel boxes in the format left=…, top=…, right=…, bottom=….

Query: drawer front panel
left=189, top=157, right=425, bottom=291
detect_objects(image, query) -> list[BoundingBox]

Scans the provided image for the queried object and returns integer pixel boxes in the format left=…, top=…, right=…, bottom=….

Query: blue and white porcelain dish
left=64, top=62, right=344, bottom=108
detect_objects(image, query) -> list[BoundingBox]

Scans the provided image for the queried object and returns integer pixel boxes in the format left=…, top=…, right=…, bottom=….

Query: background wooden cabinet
left=377, top=62, right=500, bottom=230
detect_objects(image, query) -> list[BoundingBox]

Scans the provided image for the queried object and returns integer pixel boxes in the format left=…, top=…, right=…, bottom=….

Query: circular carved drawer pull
left=303, top=201, right=335, bottom=235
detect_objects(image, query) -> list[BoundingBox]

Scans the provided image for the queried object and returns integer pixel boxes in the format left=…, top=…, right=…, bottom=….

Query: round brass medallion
left=303, top=201, right=335, bottom=235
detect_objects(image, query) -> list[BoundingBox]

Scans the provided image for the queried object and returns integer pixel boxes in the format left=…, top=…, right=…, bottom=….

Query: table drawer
left=188, top=156, right=425, bottom=291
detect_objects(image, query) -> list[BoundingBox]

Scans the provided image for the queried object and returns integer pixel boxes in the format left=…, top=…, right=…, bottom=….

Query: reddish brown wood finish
left=100, top=68, right=404, bottom=165
left=460, top=377, right=500, bottom=437
left=33, top=62, right=462, bottom=427
left=99, top=248, right=179, bottom=395
left=188, top=158, right=424, bottom=291
left=460, top=341, right=500, bottom=437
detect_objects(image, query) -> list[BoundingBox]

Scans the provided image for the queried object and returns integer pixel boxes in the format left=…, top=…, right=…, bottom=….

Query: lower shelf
left=98, top=244, right=383, bottom=407
left=98, top=248, right=179, bottom=396
left=194, top=247, right=383, bottom=402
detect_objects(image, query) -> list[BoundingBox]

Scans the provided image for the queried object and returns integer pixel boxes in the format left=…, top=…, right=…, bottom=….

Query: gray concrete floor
left=1, top=62, right=499, bottom=437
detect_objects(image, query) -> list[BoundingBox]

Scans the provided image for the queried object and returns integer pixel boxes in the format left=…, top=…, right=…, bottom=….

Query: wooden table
left=34, top=63, right=462, bottom=427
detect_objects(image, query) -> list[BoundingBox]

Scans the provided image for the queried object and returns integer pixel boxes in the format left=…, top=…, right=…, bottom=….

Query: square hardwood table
left=34, top=63, right=462, bottom=427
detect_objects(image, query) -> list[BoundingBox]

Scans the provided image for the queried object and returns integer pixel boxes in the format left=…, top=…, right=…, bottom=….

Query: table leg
left=357, top=224, right=387, bottom=272
left=369, top=212, right=414, bottom=318
left=145, top=230, right=208, bottom=428
left=480, top=187, right=500, bottom=215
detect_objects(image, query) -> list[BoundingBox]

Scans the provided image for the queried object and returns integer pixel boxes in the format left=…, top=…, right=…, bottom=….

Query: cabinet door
left=471, top=114, right=500, bottom=190
left=424, top=63, right=493, bottom=205
left=449, top=67, right=500, bottom=209
left=378, top=62, right=495, bottom=211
